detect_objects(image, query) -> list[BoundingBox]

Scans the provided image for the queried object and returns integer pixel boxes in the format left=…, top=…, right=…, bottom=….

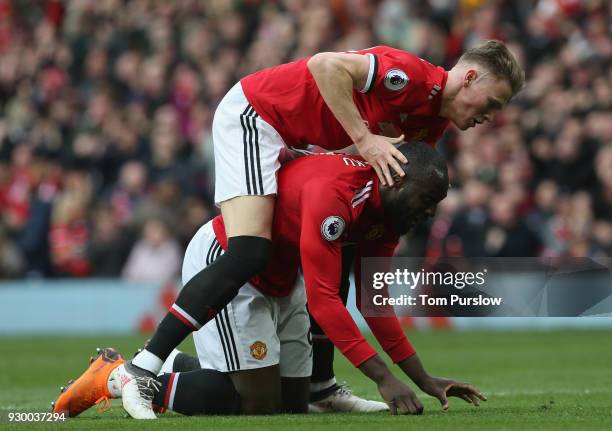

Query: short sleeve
left=352, top=46, right=429, bottom=109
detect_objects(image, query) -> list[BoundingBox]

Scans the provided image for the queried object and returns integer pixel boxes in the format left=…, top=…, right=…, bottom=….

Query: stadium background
left=0, top=1, right=611, bottom=429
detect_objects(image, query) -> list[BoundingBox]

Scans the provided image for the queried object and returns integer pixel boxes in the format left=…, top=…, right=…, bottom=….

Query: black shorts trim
left=240, top=105, right=264, bottom=195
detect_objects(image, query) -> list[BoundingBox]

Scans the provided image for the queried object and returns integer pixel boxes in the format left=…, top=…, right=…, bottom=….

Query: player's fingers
left=467, top=385, right=487, bottom=401
left=372, top=163, right=387, bottom=186
left=386, top=153, right=405, bottom=179
left=437, top=393, right=449, bottom=410
left=390, top=144, right=408, bottom=164
left=414, top=397, right=424, bottom=415
left=379, top=160, right=394, bottom=188
left=459, top=383, right=487, bottom=401
left=468, top=393, right=481, bottom=406
left=387, top=401, right=398, bottom=416
left=397, top=397, right=414, bottom=415
left=389, top=134, right=405, bottom=145
left=460, top=394, right=473, bottom=404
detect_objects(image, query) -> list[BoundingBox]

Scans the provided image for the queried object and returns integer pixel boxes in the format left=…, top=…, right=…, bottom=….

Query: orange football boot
left=52, top=347, right=125, bottom=417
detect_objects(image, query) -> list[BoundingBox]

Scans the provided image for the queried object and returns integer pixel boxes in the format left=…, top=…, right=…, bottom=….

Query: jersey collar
left=433, top=69, right=448, bottom=116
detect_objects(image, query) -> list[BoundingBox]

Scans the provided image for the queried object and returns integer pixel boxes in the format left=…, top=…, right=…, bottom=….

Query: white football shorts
left=182, top=221, right=312, bottom=377
left=212, top=81, right=292, bottom=205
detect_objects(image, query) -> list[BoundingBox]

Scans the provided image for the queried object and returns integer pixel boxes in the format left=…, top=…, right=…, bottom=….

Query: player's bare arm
left=307, top=52, right=407, bottom=186
left=397, top=354, right=487, bottom=410
left=358, top=354, right=423, bottom=415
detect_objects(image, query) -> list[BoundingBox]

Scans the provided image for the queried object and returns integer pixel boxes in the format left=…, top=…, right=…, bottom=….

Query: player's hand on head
left=377, top=374, right=424, bottom=415
left=355, top=133, right=408, bottom=186
left=421, top=376, right=487, bottom=410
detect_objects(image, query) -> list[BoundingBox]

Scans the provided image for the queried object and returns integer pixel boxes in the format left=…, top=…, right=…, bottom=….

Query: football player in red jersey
left=59, top=143, right=484, bottom=418
left=122, top=41, right=521, bottom=419
left=194, top=143, right=486, bottom=415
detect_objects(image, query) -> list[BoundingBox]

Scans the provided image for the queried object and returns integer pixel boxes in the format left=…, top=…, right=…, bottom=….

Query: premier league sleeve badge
left=384, top=69, right=409, bottom=91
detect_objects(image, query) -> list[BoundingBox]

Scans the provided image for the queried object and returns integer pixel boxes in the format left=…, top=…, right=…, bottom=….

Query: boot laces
left=336, top=383, right=353, bottom=397
left=95, top=396, right=112, bottom=413
left=134, top=376, right=161, bottom=408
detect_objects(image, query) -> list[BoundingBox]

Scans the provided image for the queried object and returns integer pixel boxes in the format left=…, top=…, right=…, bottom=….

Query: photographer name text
left=372, top=293, right=503, bottom=307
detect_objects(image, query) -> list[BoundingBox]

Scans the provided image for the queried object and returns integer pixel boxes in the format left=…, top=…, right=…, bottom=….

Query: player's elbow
left=307, top=52, right=339, bottom=76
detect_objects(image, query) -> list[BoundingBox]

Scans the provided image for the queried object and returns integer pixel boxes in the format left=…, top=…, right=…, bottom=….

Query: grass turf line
left=0, top=330, right=611, bottom=430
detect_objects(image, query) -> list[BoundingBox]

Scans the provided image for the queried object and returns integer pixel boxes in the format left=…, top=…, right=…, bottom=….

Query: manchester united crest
left=250, top=341, right=267, bottom=360
left=365, top=224, right=385, bottom=241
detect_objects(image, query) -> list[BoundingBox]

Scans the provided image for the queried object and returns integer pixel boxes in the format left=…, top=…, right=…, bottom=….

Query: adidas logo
left=428, top=84, right=441, bottom=100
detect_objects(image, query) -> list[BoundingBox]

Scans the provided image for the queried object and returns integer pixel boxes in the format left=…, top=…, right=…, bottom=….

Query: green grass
left=1, top=330, right=611, bottom=430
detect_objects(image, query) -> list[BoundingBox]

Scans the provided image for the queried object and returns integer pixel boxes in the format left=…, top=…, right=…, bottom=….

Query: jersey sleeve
left=354, top=235, right=416, bottom=364
left=299, top=180, right=378, bottom=367
left=351, top=46, right=429, bottom=110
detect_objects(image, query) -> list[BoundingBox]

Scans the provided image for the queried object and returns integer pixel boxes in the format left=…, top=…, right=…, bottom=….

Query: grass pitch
left=1, top=330, right=611, bottom=431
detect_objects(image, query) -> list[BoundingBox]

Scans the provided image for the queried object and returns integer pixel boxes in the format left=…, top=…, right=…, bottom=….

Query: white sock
left=132, top=349, right=163, bottom=374
left=107, top=368, right=122, bottom=398
left=310, top=377, right=336, bottom=394
left=159, top=349, right=182, bottom=375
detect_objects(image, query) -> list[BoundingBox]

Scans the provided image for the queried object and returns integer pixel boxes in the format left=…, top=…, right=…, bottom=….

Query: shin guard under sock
left=143, top=236, right=271, bottom=369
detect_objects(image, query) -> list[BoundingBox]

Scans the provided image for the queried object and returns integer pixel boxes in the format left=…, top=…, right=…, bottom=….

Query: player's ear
left=464, top=69, right=478, bottom=87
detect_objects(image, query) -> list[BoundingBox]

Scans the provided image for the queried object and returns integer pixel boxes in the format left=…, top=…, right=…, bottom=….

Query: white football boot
left=309, top=384, right=389, bottom=413
left=114, top=362, right=160, bottom=419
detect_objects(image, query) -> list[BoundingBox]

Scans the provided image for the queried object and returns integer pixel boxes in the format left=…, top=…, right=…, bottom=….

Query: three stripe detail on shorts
left=206, top=238, right=241, bottom=371
left=240, top=105, right=264, bottom=196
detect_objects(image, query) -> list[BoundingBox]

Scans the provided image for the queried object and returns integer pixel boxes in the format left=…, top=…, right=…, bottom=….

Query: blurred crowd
left=0, top=0, right=610, bottom=281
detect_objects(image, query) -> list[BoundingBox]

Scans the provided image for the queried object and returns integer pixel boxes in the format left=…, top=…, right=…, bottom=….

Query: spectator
left=176, top=197, right=212, bottom=250
left=0, top=225, right=24, bottom=278
left=87, top=204, right=130, bottom=277
left=121, top=217, right=181, bottom=284
left=0, top=0, right=610, bottom=279
left=484, top=193, right=541, bottom=257
left=593, top=145, right=612, bottom=221
left=108, top=160, right=149, bottom=227
left=446, top=180, right=492, bottom=257
left=48, top=163, right=93, bottom=277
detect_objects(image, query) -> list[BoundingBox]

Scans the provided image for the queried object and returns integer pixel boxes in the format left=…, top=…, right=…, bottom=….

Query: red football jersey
left=240, top=45, right=450, bottom=150
left=212, top=154, right=415, bottom=367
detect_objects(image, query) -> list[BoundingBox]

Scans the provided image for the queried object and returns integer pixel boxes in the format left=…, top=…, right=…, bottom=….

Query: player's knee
left=208, top=375, right=241, bottom=415
left=164, top=369, right=241, bottom=416
left=194, top=371, right=241, bottom=415
left=230, top=368, right=282, bottom=415
left=173, top=352, right=201, bottom=372
left=226, top=236, right=272, bottom=274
